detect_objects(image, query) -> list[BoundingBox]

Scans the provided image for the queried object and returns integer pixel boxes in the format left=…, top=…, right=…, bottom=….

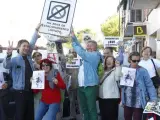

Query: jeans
left=34, top=92, right=41, bottom=113
left=35, top=101, right=60, bottom=120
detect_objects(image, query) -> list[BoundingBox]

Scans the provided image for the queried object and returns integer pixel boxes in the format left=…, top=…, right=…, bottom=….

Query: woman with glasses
left=32, top=52, right=42, bottom=70
left=34, top=59, right=66, bottom=120
left=121, top=52, right=157, bottom=120
left=32, top=52, right=43, bottom=113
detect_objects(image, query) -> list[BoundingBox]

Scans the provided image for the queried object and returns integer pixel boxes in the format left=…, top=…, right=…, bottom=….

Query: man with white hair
left=71, top=29, right=101, bottom=120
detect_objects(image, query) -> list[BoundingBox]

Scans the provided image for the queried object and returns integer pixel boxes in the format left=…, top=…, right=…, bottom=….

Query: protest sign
left=39, top=0, right=77, bottom=37
left=31, top=71, right=45, bottom=89
left=120, top=67, right=136, bottom=87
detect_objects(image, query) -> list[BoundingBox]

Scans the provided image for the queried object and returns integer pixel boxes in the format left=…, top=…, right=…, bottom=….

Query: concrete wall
left=147, top=5, right=160, bottom=35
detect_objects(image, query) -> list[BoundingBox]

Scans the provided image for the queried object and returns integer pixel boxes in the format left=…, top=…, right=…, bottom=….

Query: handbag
left=151, top=59, right=160, bottom=88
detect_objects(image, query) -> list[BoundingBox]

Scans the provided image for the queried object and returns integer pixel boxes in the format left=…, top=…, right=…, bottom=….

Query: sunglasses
left=131, top=60, right=140, bottom=63
left=42, top=64, right=50, bottom=67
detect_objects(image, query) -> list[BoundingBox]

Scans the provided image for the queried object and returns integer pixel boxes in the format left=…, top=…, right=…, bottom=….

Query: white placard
left=31, top=71, right=45, bottom=89
left=0, top=72, right=5, bottom=89
left=103, top=37, right=121, bottom=48
left=120, top=67, right=136, bottom=87
left=39, top=0, right=77, bottom=37
left=66, top=58, right=80, bottom=68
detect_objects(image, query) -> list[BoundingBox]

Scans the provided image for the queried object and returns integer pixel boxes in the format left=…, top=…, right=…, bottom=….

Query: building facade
left=118, top=0, right=160, bottom=59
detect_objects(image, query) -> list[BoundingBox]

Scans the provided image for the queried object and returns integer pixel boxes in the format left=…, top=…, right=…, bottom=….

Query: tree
left=63, top=28, right=94, bottom=49
left=101, top=15, right=119, bottom=36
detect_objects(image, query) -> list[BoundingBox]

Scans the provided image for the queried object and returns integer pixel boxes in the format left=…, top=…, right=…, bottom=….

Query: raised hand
left=70, top=26, right=75, bottom=37
left=7, top=41, right=13, bottom=56
left=35, top=23, right=42, bottom=38
left=36, top=23, right=42, bottom=32
left=53, top=78, right=58, bottom=85
left=2, top=83, right=8, bottom=89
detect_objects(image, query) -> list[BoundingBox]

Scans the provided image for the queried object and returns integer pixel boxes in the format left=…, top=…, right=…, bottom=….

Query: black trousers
left=99, top=98, right=119, bottom=120
left=14, top=90, right=34, bottom=120
left=0, top=95, right=9, bottom=120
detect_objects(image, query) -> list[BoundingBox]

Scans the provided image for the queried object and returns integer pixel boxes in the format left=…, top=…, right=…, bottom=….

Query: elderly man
left=71, top=29, right=101, bottom=120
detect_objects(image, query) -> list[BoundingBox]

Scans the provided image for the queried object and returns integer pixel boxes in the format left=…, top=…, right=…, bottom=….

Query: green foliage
left=63, top=28, right=93, bottom=49
left=101, top=15, right=120, bottom=36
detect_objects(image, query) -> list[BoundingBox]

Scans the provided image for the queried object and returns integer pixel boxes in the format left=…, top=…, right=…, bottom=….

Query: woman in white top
left=98, top=56, right=121, bottom=120
left=139, top=47, right=160, bottom=88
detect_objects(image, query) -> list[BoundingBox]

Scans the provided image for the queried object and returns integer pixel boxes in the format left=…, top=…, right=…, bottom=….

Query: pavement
left=62, top=105, right=124, bottom=120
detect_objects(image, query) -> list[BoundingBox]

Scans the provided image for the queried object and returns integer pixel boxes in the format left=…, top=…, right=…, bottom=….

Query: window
left=130, top=9, right=142, bottom=22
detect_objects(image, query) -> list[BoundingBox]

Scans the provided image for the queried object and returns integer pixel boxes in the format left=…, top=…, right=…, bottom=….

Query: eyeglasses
left=35, top=54, right=41, bottom=57
left=42, top=64, right=50, bottom=67
left=131, top=60, right=140, bottom=63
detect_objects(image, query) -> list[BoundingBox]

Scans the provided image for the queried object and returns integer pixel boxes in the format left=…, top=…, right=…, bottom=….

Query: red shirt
left=34, top=72, right=66, bottom=104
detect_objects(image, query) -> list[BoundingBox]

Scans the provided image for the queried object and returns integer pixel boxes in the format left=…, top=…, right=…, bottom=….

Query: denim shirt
left=121, top=67, right=157, bottom=109
left=3, top=31, right=39, bottom=90
left=72, top=35, right=101, bottom=87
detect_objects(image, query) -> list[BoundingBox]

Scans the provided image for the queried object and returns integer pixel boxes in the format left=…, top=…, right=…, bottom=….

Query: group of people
left=0, top=24, right=160, bottom=120
left=70, top=28, right=160, bottom=120
left=0, top=24, right=66, bottom=120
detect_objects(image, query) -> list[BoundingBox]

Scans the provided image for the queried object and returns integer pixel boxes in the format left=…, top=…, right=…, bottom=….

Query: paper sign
left=120, top=67, right=136, bottom=87
left=0, top=72, right=4, bottom=89
left=47, top=53, right=59, bottom=63
left=31, top=71, right=45, bottom=89
left=143, top=101, right=160, bottom=116
left=66, top=58, right=80, bottom=68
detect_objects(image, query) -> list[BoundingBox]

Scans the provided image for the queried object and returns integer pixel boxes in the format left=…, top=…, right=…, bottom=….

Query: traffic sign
left=39, top=0, right=77, bottom=37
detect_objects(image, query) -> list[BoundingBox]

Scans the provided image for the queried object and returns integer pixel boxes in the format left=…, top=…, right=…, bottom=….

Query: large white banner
left=39, top=0, right=77, bottom=37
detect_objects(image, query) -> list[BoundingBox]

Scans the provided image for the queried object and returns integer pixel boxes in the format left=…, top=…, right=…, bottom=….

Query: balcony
left=131, top=0, right=160, bottom=9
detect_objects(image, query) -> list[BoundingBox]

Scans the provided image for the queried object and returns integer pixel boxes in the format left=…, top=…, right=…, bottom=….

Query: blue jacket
left=3, top=31, right=39, bottom=90
left=121, top=67, right=157, bottom=109
left=72, top=35, right=101, bottom=87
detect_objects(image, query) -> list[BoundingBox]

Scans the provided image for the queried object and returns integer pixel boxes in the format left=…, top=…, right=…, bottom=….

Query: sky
left=0, top=0, right=119, bottom=47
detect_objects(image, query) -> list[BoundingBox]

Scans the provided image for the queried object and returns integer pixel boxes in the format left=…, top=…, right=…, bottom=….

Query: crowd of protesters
left=0, top=24, right=160, bottom=120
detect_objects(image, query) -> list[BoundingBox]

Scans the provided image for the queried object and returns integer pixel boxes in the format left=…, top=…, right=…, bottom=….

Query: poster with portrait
left=120, top=67, right=136, bottom=87
left=0, top=72, right=5, bottom=89
left=31, top=71, right=45, bottom=89
left=47, top=53, right=59, bottom=64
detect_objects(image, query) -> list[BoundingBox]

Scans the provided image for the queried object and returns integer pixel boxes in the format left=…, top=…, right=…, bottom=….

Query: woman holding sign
left=3, top=24, right=41, bottom=120
left=34, top=59, right=66, bottom=120
left=121, top=52, right=157, bottom=120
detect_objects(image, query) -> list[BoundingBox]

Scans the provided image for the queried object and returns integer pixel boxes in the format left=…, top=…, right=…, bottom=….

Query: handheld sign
left=39, top=0, right=77, bottom=37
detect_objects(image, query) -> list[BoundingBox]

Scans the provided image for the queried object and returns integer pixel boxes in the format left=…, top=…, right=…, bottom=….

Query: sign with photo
left=120, top=67, right=136, bottom=87
left=31, top=71, right=45, bottom=89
